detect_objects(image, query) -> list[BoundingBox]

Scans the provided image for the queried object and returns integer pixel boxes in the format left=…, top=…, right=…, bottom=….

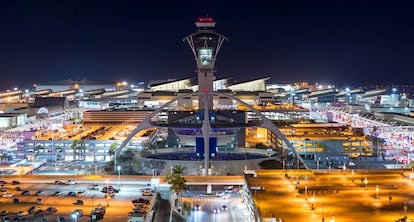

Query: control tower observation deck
left=183, top=17, right=228, bottom=109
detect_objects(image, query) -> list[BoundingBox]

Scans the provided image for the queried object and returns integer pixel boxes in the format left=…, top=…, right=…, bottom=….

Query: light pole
left=106, top=179, right=109, bottom=207
left=92, top=194, right=95, bottom=208
left=364, top=177, right=368, bottom=190
left=305, top=186, right=308, bottom=201
left=404, top=202, right=408, bottom=218
left=375, top=185, right=379, bottom=199
left=117, top=165, right=121, bottom=191
left=351, top=169, right=355, bottom=183
left=310, top=194, right=315, bottom=210
left=388, top=192, right=392, bottom=207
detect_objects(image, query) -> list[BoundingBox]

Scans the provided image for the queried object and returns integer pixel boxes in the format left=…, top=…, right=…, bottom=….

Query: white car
left=88, top=184, right=99, bottom=190
left=221, top=193, right=230, bottom=200
left=139, top=187, right=153, bottom=192
left=215, top=192, right=225, bottom=197
left=142, top=191, right=153, bottom=196
left=17, top=211, right=29, bottom=217
left=2, top=193, right=14, bottom=198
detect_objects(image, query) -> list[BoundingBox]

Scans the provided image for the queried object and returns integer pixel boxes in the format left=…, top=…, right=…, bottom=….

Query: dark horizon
left=1, top=0, right=414, bottom=90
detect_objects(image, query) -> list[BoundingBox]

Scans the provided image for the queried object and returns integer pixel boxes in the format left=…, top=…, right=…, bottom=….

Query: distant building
left=35, top=79, right=116, bottom=92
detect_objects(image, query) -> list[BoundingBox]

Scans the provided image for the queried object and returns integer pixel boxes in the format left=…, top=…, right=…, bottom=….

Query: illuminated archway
left=116, top=91, right=304, bottom=167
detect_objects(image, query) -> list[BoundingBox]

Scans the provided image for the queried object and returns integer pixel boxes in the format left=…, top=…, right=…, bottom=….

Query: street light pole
left=364, top=177, right=368, bottom=190
left=113, top=152, right=117, bottom=173
left=305, top=186, right=308, bottom=201
left=388, top=192, right=392, bottom=207
left=404, top=202, right=408, bottom=218
left=351, top=170, right=355, bottom=183
left=117, top=165, right=121, bottom=191
left=375, top=185, right=379, bottom=199
left=92, top=194, right=95, bottom=209
left=310, top=194, right=315, bottom=210
left=106, top=179, right=109, bottom=207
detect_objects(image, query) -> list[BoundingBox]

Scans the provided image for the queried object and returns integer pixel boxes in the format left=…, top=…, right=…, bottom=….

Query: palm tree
left=165, top=165, right=187, bottom=207
left=77, top=140, right=86, bottom=160
left=34, top=145, right=44, bottom=155
left=107, top=142, right=117, bottom=160
left=171, top=165, right=186, bottom=175
left=71, top=140, right=79, bottom=161
left=0, top=153, right=7, bottom=164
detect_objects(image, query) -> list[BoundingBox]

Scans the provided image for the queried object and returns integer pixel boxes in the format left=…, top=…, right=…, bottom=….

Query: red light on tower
left=198, top=17, right=214, bottom=22
left=203, top=89, right=209, bottom=93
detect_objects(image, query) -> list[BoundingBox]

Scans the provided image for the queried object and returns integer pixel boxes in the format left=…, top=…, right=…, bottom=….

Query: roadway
left=182, top=190, right=253, bottom=222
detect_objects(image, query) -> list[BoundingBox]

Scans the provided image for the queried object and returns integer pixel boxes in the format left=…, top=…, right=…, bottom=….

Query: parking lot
left=0, top=177, right=157, bottom=222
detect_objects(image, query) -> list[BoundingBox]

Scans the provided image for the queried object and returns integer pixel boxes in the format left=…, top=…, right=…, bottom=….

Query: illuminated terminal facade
left=1, top=18, right=414, bottom=174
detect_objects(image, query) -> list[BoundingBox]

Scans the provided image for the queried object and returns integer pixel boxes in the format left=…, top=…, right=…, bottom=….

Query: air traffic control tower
left=184, top=17, right=228, bottom=109
left=183, top=17, right=228, bottom=176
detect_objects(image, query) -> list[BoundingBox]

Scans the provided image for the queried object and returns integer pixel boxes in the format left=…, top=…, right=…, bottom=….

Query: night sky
left=1, top=0, right=414, bottom=90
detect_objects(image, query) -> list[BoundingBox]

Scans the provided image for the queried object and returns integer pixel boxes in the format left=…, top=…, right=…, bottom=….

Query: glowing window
left=199, top=48, right=212, bottom=65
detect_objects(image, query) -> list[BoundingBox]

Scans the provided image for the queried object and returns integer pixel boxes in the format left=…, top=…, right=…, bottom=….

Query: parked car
left=132, top=198, right=150, bottom=204
left=68, top=180, right=77, bottom=185
left=215, top=191, right=225, bottom=197
left=95, top=204, right=106, bottom=214
left=76, top=191, right=85, bottom=197
left=27, top=206, right=40, bottom=214
left=33, top=209, right=46, bottom=217
left=142, top=190, right=153, bottom=196
left=0, top=210, right=8, bottom=216
left=46, top=207, right=57, bottom=214
left=139, top=187, right=154, bottom=193
left=2, top=193, right=14, bottom=198
left=104, top=192, right=115, bottom=198
left=221, top=193, right=231, bottom=200
left=73, top=199, right=84, bottom=205
left=67, top=191, right=76, bottom=196
left=21, top=190, right=30, bottom=196
left=88, top=184, right=99, bottom=190
left=54, top=180, right=67, bottom=185
left=50, top=191, right=60, bottom=196
left=11, top=181, right=20, bottom=185
left=56, top=216, right=66, bottom=222
left=16, top=211, right=28, bottom=217
left=71, top=209, right=83, bottom=217
left=35, top=190, right=45, bottom=196
left=101, top=186, right=119, bottom=193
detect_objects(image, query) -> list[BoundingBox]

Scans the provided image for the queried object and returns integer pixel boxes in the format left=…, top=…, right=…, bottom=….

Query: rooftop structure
left=184, top=16, right=228, bottom=109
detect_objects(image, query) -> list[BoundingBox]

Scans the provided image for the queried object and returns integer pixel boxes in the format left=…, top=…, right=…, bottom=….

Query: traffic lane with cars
left=184, top=195, right=250, bottom=222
